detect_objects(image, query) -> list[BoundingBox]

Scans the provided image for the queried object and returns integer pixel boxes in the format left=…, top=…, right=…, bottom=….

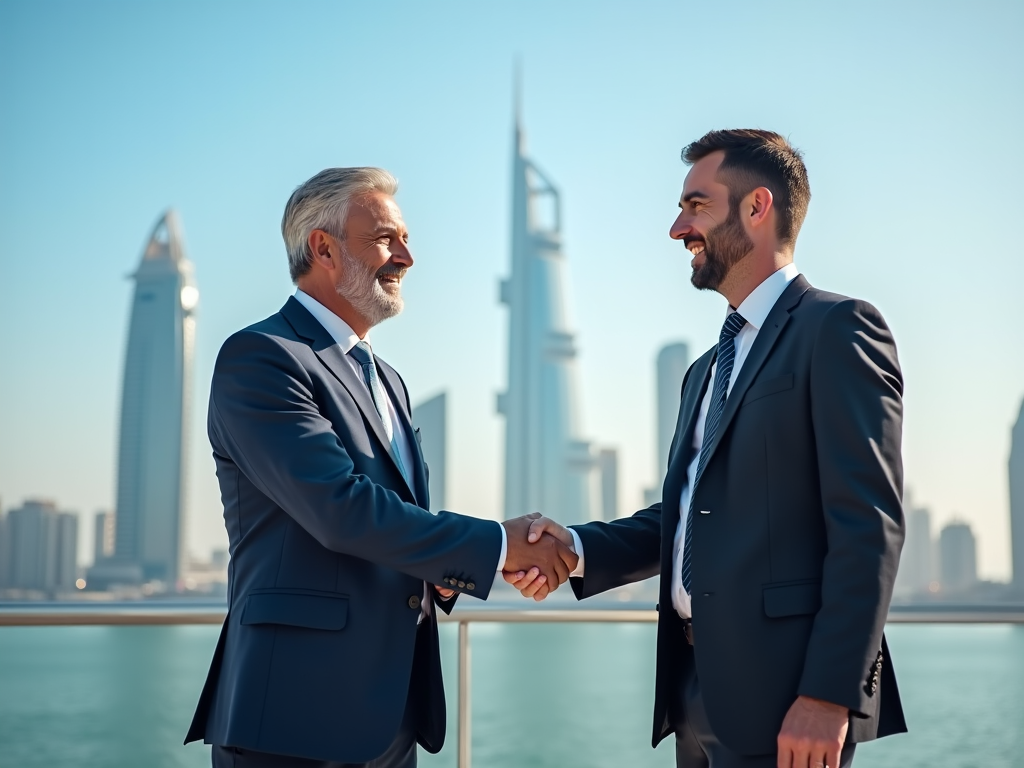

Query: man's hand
left=502, top=516, right=576, bottom=600
left=776, top=695, right=849, bottom=768
left=501, top=514, right=578, bottom=600
left=434, top=585, right=455, bottom=599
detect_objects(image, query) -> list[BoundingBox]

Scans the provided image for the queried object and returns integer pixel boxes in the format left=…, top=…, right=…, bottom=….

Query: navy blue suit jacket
left=569, top=277, right=908, bottom=754
left=185, top=298, right=501, bottom=762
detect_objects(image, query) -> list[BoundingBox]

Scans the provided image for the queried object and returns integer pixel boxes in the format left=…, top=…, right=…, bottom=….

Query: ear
left=307, top=229, right=340, bottom=272
left=746, top=187, right=774, bottom=230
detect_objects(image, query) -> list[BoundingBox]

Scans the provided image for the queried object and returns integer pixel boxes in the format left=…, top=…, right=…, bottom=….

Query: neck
left=296, top=277, right=371, bottom=338
left=718, top=247, right=793, bottom=308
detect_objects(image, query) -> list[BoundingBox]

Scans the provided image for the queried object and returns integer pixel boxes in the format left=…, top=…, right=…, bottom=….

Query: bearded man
left=510, top=131, right=907, bottom=768
left=185, top=167, right=577, bottom=768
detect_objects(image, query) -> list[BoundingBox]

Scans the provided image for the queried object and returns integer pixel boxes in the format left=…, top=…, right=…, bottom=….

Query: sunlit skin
left=296, top=190, right=413, bottom=339
left=510, top=150, right=851, bottom=767
left=668, top=149, right=790, bottom=309
left=295, top=191, right=459, bottom=599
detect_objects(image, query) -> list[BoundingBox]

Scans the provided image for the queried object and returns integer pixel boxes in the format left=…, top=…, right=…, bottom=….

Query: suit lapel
left=377, top=359, right=429, bottom=507
left=663, top=349, right=716, bottom=523
left=279, top=298, right=413, bottom=494
left=702, top=275, right=811, bottom=467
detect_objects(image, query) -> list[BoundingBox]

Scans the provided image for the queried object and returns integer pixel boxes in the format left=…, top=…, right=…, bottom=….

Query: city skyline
left=1, top=1, right=1022, bottom=580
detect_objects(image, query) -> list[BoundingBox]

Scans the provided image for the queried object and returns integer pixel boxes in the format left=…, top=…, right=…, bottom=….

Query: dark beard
left=690, top=201, right=754, bottom=291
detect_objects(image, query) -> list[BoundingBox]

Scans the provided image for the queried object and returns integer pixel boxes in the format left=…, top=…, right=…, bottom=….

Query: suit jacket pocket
left=763, top=580, right=822, bottom=618
left=741, top=373, right=794, bottom=407
left=241, top=587, right=349, bottom=630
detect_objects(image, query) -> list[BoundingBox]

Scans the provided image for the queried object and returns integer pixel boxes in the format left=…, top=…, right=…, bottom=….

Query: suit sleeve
left=799, top=299, right=905, bottom=716
left=569, top=506, right=663, bottom=599
left=209, top=329, right=503, bottom=598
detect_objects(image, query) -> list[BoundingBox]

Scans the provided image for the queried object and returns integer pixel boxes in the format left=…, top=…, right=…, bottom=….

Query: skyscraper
left=497, top=108, right=601, bottom=526
left=598, top=449, right=619, bottom=521
left=938, top=521, right=977, bottom=594
left=893, top=495, right=933, bottom=600
left=645, top=342, right=690, bottom=506
left=1010, top=397, right=1024, bottom=594
left=413, top=392, right=447, bottom=511
left=111, top=210, right=197, bottom=587
left=6, top=500, right=78, bottom=593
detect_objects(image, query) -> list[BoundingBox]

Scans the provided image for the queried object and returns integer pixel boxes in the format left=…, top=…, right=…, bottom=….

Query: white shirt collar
left=731, top=263, right=801, bottom=330
left=293, top=289, right=367, bottom=354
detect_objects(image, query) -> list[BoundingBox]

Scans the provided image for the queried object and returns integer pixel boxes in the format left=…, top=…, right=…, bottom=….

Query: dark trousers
left=211, top=690, right=417, bottom=768
left=211, top=618, right=430, bottom=768
left=671, top=659, right=856, bottom=768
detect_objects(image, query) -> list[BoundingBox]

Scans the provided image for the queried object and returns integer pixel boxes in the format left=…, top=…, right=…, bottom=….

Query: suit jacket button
left=408, top=595, right=421, bottom=610
left=466, top=582, right=475, bottom=591
left=457, top=581, right=466, bottom=589
left=445, top=578, right=455, bottom=585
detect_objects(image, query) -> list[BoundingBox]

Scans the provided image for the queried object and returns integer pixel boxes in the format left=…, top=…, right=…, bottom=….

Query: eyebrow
left=681, top=190, right=710, bottom=204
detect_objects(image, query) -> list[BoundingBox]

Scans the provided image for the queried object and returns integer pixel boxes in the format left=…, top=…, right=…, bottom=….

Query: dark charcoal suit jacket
left=570, top=275, right=908, bottom=755
left=184, top=297, right=501, bottom=763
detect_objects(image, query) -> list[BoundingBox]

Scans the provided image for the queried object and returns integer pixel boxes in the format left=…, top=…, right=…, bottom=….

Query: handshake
left=432, top=513, right=576, bottom=601
left=500, top=513, right=577, bottom=600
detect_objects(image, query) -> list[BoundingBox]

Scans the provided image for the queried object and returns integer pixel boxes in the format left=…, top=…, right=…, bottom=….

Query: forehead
left=681, top=150, right=728, bottom=198
left=347, top=191, right=405, bottom=229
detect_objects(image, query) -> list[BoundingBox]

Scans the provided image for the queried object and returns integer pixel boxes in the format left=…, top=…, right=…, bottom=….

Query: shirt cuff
left=495, top=520, right=508, bottom=572
left=568, top=527, right=585, bottom=577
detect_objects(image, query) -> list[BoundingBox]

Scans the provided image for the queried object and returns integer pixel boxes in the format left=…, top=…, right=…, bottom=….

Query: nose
left=669, top=210, right=692, bottom=241
left=391, top=239, right=414, bottom=268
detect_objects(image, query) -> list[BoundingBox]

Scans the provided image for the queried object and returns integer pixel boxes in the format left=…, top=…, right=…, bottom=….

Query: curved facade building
left=498, top=116, right=599, bottom=526
left=112, top=210, right=197, bottom=587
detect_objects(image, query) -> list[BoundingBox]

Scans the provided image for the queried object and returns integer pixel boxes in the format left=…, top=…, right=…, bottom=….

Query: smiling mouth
left=687, top=242, right=706, bottom=258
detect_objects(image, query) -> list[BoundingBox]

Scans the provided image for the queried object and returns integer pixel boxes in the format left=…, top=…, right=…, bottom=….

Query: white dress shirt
left=293, top=290, right=507, bottom=618
left=568, top=264, right=800, bottom=619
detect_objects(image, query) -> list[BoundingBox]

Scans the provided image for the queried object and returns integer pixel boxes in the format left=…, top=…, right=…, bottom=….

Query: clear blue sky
left=1, top=0, right=1022, bottom=579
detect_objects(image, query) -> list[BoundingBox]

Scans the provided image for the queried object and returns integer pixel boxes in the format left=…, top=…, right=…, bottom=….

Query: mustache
left=376, top=263, right=407, bottom=280
left=683, top=235, right=706, bottom=249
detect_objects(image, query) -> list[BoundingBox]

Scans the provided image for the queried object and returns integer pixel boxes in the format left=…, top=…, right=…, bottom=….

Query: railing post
left=457, top=619, right=471, bottom=768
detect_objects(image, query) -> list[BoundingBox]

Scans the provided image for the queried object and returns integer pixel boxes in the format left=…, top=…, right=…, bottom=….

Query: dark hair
left=682, top=129, right=810, bottom=247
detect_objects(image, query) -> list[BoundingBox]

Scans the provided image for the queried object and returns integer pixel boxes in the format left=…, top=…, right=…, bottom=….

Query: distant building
left=6, top=500, right=79, bottom=593
left=0, top=504, right=9, bottom=587
left=1010, top=397, right=1024, bottom=594
left=496, top=107, right=607, bottom=526
left=412, top=392, right=447, bottom=510
left=108, top=211, right=197, bottom=588
left=645, top=343, right=690, bottom=506
left=598, top=449, right=619, bottom=521
left=92, top=511, right=113, bottom=565
left=939, top=521, right=978, bottom=594
left=893, top=495, right=933, bottom=599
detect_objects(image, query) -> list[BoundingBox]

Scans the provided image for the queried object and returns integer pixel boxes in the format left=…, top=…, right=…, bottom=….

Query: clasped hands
left=432, top=514, right=571, bottom=600
left=500, top=513, right=574, bottom=600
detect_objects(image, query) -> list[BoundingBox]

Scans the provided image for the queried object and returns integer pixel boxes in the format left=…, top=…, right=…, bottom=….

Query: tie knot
left=720, top=312, right=747, bottom=342
left=349, top=340, right=374, bottom=366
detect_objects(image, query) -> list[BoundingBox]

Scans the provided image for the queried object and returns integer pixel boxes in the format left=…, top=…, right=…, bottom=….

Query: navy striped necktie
left=349, top=341, right=409, bottom=481
left=681, top=311, right=747, bottom=595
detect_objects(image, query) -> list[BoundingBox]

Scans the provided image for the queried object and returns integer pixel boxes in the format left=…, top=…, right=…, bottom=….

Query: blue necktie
left=349, top=341, right=409, bottom=482
left=681, top=311, right=747, bottom=594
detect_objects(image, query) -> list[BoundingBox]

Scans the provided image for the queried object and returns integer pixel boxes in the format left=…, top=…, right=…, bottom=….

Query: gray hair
left=281, top=167, right=399, bottom=282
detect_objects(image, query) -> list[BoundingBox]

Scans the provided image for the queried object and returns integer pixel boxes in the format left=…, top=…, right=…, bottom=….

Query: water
left=1, top=623, right=1021, bottom=768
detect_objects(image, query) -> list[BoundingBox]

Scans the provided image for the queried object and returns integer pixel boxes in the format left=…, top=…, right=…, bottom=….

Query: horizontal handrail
left=1, top=604, right=1023, bottom=626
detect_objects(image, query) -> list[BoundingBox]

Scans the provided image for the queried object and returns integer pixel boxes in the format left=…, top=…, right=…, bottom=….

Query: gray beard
left=335, top=248, right=404, bottom=329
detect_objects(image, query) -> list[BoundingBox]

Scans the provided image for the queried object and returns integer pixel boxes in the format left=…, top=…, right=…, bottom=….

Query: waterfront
left=0, top=623, right=1021, bottom=768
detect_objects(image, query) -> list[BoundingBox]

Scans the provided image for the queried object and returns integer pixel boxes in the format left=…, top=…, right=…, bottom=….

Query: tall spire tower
left=111, top=210, right=197, bottom=588
left=497, top=97, right=599, bottom=526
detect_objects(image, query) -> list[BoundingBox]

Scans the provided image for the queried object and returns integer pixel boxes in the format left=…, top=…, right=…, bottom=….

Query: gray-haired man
left=185, top=168, right=577, bottom=767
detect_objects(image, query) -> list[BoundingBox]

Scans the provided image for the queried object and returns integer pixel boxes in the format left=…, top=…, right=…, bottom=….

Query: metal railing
left=2, top=603, right=1023, bottom=768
